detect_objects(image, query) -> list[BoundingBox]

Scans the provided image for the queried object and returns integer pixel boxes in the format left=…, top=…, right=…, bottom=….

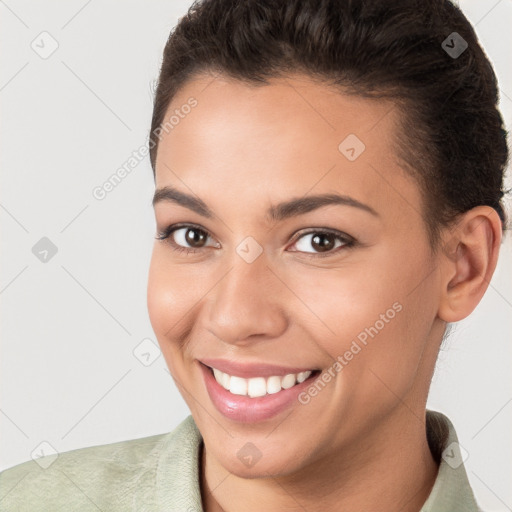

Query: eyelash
left=155, top=222, right=356, bottom=259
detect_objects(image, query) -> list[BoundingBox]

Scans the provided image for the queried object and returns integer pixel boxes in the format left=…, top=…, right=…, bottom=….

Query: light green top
left=0, top=410, right=482, bottom=511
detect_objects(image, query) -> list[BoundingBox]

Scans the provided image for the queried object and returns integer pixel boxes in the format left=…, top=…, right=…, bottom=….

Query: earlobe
left=438, top=207, right=502, bottom=323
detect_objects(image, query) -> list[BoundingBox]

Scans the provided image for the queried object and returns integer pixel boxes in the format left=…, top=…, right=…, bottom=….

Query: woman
left=1, top=0, right=508, bottom=510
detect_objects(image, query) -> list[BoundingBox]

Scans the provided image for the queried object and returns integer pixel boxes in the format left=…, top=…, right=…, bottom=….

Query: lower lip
left=199, top=362, right=319, bottom=423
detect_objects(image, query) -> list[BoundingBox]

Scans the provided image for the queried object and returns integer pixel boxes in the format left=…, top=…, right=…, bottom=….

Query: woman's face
left=147, top=73, right=446, bottom=477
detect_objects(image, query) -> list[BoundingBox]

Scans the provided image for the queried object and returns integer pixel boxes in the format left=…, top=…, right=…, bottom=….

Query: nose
left=204, top=254, right=288, bottom=345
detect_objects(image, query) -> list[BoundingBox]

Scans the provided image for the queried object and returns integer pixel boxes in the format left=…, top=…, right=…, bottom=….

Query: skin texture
left=147, top=73, right=502, bottom=512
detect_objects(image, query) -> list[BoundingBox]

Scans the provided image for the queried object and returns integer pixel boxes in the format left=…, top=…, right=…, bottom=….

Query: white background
left=1, top=1, right=511, bottom=510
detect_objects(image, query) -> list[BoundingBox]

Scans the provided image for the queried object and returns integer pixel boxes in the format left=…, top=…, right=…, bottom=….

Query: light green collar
left=154, top=410, right=481, bottom=511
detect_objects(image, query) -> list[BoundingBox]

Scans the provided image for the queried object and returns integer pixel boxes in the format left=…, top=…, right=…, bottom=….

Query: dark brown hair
left=149, top=0, right=509, bottom=246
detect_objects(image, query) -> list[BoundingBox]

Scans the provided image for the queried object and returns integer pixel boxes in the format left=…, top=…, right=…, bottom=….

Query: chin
left=222, top=454, right=301, bottom=480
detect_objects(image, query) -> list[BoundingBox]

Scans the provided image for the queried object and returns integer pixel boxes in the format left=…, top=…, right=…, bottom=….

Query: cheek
left=283, top=261, right=405, bottom=350
left=146, top=248, right=203, bottom=361
left=286, top=252, right=435, bottom=398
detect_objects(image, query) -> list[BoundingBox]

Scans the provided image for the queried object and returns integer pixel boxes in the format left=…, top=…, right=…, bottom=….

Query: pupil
left=186, top=228, right=206, bottom=247
left=312, top=233, right=334, bottom=252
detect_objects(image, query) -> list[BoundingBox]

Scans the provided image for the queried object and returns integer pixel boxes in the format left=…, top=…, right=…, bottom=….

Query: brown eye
left=289, top=229, right=353, bottom=256
left=310, top=233, right=336, bottom=252
left=156, top=223, right=221, bottom=254
left=182, top=227, right=208, bottom=247
left=170, top=226, right=211, bottom=248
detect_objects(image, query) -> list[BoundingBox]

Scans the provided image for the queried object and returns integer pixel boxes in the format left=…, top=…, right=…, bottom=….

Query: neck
left=200, top=407, right=439, bottom=512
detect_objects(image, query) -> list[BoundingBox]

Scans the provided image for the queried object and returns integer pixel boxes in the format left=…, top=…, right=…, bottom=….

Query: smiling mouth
left=205, top=364, right=321, bottom=398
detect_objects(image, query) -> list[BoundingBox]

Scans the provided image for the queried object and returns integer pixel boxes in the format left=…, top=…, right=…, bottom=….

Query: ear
left=437, top=206, right=503, bottom=323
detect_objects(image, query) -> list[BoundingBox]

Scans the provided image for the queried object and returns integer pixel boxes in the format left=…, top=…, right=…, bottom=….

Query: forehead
left=154, top=73, right=421, bottom=226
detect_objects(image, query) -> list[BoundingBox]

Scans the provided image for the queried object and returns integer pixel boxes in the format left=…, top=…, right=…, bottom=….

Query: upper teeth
left=212, top=367, right=313, bottom=398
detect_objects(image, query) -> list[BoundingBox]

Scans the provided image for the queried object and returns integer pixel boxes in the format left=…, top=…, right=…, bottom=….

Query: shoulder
left=0, top=416, right=199, bottom=512
left=422, top=409, right=485, bottom=512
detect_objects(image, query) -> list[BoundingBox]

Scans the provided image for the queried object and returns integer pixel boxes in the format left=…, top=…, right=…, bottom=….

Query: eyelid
left=156, top=222, right=220, bottom=247
left=286, top=228, right=355, bottom=257
left=288, top=227, right=354, bottom=245
left=156, top=222, right=355, bottom=257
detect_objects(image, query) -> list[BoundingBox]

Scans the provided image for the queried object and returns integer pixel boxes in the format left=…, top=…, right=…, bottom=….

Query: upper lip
left=199, top=358, right=318, bottom=378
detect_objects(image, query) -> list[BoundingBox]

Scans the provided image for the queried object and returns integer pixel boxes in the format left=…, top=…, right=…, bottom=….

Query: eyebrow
left=152, top=186, right=379, bottom=221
